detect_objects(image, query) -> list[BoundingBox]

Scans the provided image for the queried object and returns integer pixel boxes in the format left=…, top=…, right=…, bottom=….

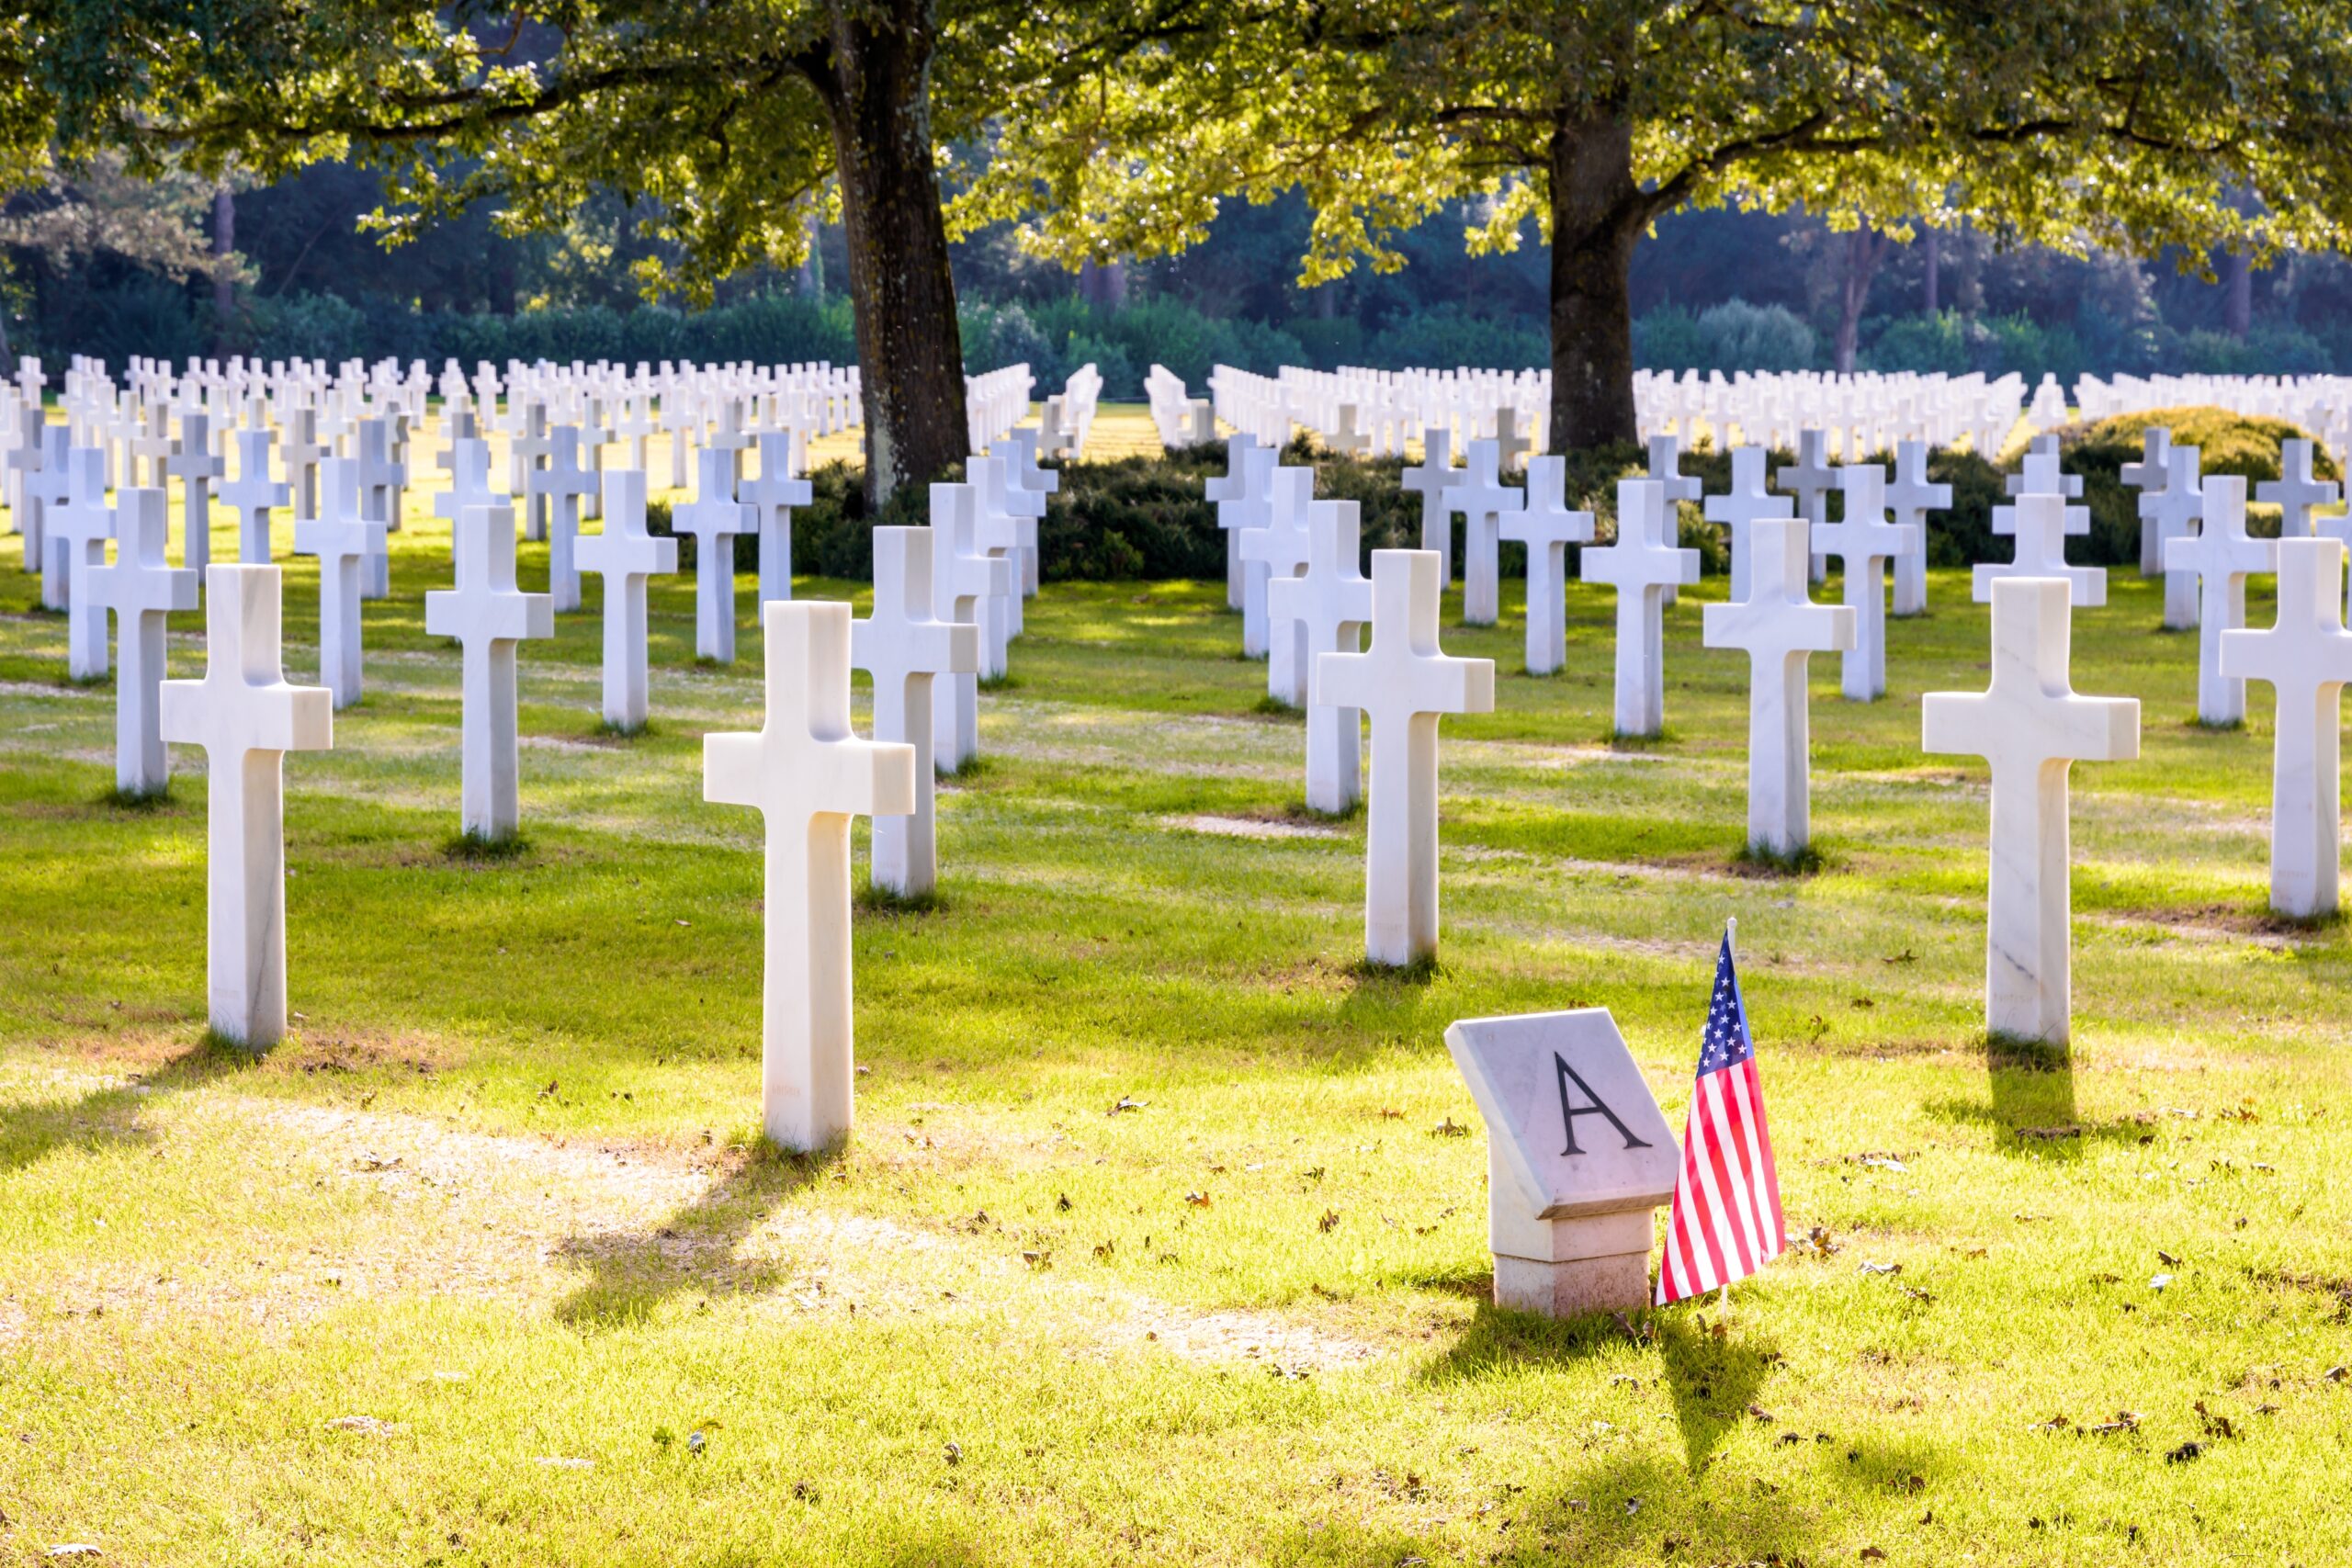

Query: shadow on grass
left=98, top=783, right=178, bottom=813
left=552, top=1142, right=838, bottom=1328
left=1342, top=953, right=1444, bottom=991
left=0, top=1036, right=251, bottom=1177
left=1916, top=1036, right=2160, bottom=1159
left=857, top=880, right=944, bottom=916
left=1729, top=840, right=1825, bottom=879
left=1656, top=1309, right=1781, bottom=1472
left=1415, top=1298, right=1638, bottom=1385
left=445, top=829, right=531, bottom=863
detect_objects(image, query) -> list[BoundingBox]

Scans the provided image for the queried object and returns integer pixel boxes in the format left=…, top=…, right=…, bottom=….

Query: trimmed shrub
left=1634, top=300, right=1816, bottom=374
left=2054, top=404, right=2339, bottom=563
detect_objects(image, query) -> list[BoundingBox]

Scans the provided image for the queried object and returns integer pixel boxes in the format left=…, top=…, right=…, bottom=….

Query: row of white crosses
left=1637, top=368, right=2026, bottom=460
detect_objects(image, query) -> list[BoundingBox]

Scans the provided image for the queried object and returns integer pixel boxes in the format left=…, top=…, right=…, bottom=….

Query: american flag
left=1657, top=932, right=1784, bottom=1305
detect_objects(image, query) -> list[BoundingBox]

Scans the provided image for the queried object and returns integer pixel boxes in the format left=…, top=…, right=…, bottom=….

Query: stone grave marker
left=1499, top=456, right=1593, bottom=675
left=87, top=488, right=197, bottom=796
left=51, top=447, right=115, bottom=680
left=158, top=565, right=334, bottom=1048
left=1242, top=466, right=1317, bottom=705
left=1973, top=493, right=2106, bottom=610
left=1885, top=440, right=1950, bottom=617
left=705, top=600, right=916, bottom=1151
left=1922, top=577, right=2139, bottom=1044
left=742, top=432, right=812, bottom=604
left=1314, top=549, right=1494, bottom=966
left=424, top=502, right=553, bottom=841
left=292, top=457, right=385, bottom=710
left=1400, top=427, right=1460, bottom=585
left=1814, top=465, right=1910, bottom=701
left=1443, top=1007, right=1680, bottom=1319
left=1704, top=446, right=1792, bottom=604
left=2257, top=438, right=2338, bottom=539
left=2221, top=537, right=2352, bottom=919
left=929, top=482, right=1010, bottom=773
left=1270, top=498, right=1374, bottom=813
left=2165, top=475, right=2276, bottom=728
left=574, top=469, right=677, bottom=733
left=1205, top=433, right=1264, bottom=609
left=1702, top=517, right=1855, bottom=858
left=673, top=446, right=751, bottom=663
left=852, top=525, right=978, bottom=898
left=164, top=413, right=222, bottom=579
left=2140, top=446, right=2204, bottom=629
left=218, top=428, right=288, bottom=566
left=1450, top=438, right=1521, bottom=626
left=1582, top=479, right=1700, bottom=739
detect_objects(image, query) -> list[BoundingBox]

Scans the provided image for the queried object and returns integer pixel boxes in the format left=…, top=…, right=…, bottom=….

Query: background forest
left=6, top=158, right=2343, bottom=391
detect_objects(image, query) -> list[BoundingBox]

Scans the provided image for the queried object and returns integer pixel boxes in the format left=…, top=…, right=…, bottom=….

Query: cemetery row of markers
left=12, top=343, right=2352, bottom=1317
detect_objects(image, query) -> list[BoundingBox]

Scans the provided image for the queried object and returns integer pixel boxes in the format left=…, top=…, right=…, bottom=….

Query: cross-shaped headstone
left=1705, top=446, right=1793, bottom=604
left=5, top=407, right=45, bottom=566
left=164, top=413, right=224, bottom=579
left=704, top=600, right=916, bottom=1151
left=1582, top=479, right=1701, bottom=739
left=280, top=407, right=328, bottom=519
left=1313, top=548, right=1495, bottom=966
left=1219, top=446, right=1279, bottom=652
left=1922, top=577, right=2138, bottom=1044
left=508, top=402, right=553, bottom=537
left=87, top=487, right=196, bottom=795
left=575, top=469, right=678, bottom=732
left=1885, top=439, right=1950, bottom=617
left=1777, top=429, right=1838, bottom=581
left=1450, top=438, right=1522, bottom=626
left=434, top=437, right=502, bottom=538
left=2140, top=446, right=2205, bottom=629
left=853, top=525, right=978, bottom=897
left=158, top=565, right=334, bottom=1048
left=528, top=425, right=596, bottom=614
left=2222, top=537, right=2352, bottom=917
left=28, top=426, right=71, bottom=607
left=1493, top=404, right=1533, bottom=473
left=1703, top=518, right=1855, bottom=857
left=218, top=428, right=288, bottom=566
left=1973, top=493, right=2107, bottom=610
left=1269, top=499, right=1375, bottom=813
left=1499, top=456, right=1594, bottom=676
left=353, top=418, right=405, bottom=600
left=51, top=446, right=116, bottom=679
left=927, top=483, right=1010, bottom=773
left=1644, top=434, right=1702, bottom=609
left=1991, top=449, right=2088, bottom=537
left=1241, top=466, right=1317, bottom=704
left=2164, top=474, right=2276, bottom=727
left=2257, top=438, right=2339, bottom=540
left=2120, top=426, right=2173, bottom=567
left=131, top=407, right=175, bottom=490
left=1400, top=427, right=1461, bottom=585
left=424, top=503, right=553, bottom=841
left=672, top=446, right=750, bottom=663
left=293, top=457, right=386, bottom=710
left=742, top=432, right=812, bottom=605
left=1814, top=465, right=1912, bottom=702
left=971, top=454, right=1036, bottom=644
left=1208, top=433, right=1267, bottom=608
left=1330, top=404, right=1371, bottom=459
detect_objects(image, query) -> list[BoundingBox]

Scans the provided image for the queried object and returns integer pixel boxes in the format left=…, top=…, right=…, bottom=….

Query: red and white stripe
left=1657, top=1055, right=1784, bottom=1305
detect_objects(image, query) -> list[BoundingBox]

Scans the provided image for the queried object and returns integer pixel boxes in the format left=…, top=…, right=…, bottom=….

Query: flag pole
left=1718, top=916, right=1736, bottom=1315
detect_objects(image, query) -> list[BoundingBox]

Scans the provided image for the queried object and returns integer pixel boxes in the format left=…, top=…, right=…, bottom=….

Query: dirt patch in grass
left=2090, top=902, right=2333, bottom=943
left=1160, top=814, right=1339, bottom=841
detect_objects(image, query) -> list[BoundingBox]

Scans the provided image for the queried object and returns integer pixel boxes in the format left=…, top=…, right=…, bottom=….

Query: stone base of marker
left=1491, top=1168, right=1659, bottom=1317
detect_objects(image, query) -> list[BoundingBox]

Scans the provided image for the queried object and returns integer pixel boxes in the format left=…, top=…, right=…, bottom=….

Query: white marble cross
left=853, top=525, right=978, bottom=897
left=574, top=469, right=677, bottom=732
left=928, top=483, right=1010, bottom=773
left=87, top=487, right=196, bottom=795
left=1220, top=446, right=1279, bottom=652
left=673, top=447, right=749, bottom=662
left=1494, top=405, right=1532, bottom=472
left=1705, top=446, right=1793, bottom=604
left=28, top=426, right=70, bottom=607
left=2222, top=537, right=2352, bottom=918
left=292, top=457, right=385, bottom=710
left=2257, top=438, right=2338, bottom=539
left=434, top=437, right=502, bottom=540
left=529, top=425, right=597, bottom=613
left=1777, top=429, right=1838, bottom=581
left=705, top=599, right=916, bottom=1151
left=1582, top=479, right=1700, bottom=739
left=281, top=408, right=328, bottom=520
left=1243, top=466, right=1317, bottom=705
left=1269, top=499, right=1374, bottom=812
left=424, top=503, right=553, bottom=841
left=509, top=403, right=553, bottom=539
left=1814, top=465, right=1911, bottom=701
left=1499, top=456, right=1593, bottom=675
left=742, top=432, right=811, bottom=604
left=1313, top=549, right=1494, bottom=965
left=218, top=428, right=288, bottom=566
left=971, top=454, right=1035, bottom=644
left=984, top=437, right=1047, bottom=604
left=2165, top=475, right=2275, bottom=727
left=158, top=565, right=334, bottom=1048
left=1450, top=439, right=1522, bottom=626
left=1922, top=577, right=2138, bottom=1044
left=1401, top=427, right=1460, bottom=585
left=353, top=418, right=405, bottom=600
left=161, top=413, right=222, bottom=580
left=2120, top=425, right=2172, bottom=579
left=51, top=447, right=115, bottom=680
left=1702, top=517, right=1854, bottom=857
left=1885, top=439, right=1950, bottom=617
left=1207, top=433, right=1266, bottom=608
left=1974, top=493, right=2106, bottom=609
left=2005, top=436, right=2081, bottom=500
left=2140, top=446, right=2204, bottom=628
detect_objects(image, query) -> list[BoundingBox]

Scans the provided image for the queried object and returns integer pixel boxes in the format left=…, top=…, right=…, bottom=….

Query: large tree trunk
left=1545, top=110, right=1644, bottom=451
left=212, top=180, right=237, bottom=358
left=820, top=0, right=968, bottom=510
left=2222, top=245, right=2252, bottom=338
left=1832, top=226, right=1890, bottom=374
left=1923, top=228, right=1940, bottom=314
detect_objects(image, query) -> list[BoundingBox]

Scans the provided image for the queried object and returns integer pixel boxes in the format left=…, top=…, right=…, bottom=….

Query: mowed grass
left=1, top=422, right=2348, bottom=1566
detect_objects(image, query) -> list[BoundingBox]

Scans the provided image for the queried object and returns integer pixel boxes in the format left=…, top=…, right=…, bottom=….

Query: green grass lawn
left=1, top=479, right=2347, bottom=1566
